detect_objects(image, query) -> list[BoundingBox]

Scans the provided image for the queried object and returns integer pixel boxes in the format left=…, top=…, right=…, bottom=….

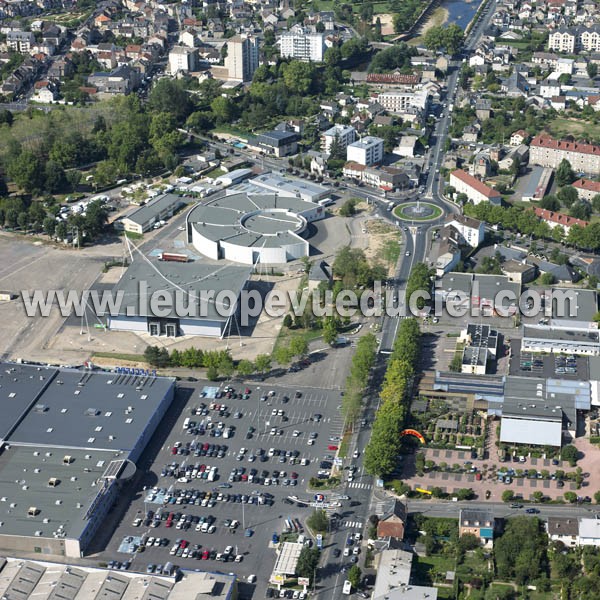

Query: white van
left=343, top=580, right=352, bottom=595
left=183, top=418, right=190, bottom=430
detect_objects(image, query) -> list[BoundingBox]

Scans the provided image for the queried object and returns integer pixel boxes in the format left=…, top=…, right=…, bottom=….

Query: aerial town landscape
left=0, top=0, right=600, bottom=597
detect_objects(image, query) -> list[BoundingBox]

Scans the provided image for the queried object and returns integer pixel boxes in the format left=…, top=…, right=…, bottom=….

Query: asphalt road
left=405, top=498, right=599, bottom=521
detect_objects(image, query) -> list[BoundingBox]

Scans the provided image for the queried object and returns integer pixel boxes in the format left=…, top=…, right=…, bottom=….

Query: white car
left=248, top=574, right=257, bottom=583
left=307, top=439, right=315, bottom=445
left=293, top=430, right=301, bottom=437
left=353, top=450, right=360, bottom=458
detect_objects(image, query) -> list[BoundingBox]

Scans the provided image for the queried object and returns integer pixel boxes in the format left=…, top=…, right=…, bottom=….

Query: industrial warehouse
left=186, top=191, right=325, bottom=265
left=0, top=362, right=175, bottom=558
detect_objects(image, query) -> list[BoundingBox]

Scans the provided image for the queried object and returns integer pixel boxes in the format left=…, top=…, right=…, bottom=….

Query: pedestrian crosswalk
left=348, top=482, right=372, bottom=490
left=342, top=521, right=363, bottom=529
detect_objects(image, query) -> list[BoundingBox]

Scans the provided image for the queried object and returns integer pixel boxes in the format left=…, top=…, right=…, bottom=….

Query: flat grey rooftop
left=108, top=259, right=251, bottom=321
left=551, top=288, right=597, bottom=322
left=523, top=326, right=600, bottom=344
left=503, top=376, right=565, bottom=420
left=250, top=172, right=329, bottom=201
left=7, top=368, right=174, bottom=453
left=124, top=194, right=184, bottom=226
left=0, top=445, right=120, bottom=540
left=0, top=363, right=57, bottom=443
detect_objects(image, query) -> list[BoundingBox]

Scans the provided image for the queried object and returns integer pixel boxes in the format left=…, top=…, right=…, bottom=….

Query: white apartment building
left=168, top=46, right=198, bottom=74
left=224, top=35, right=259, bottom=82
left=446, top=215, right=486, bottom=248
left=322, top=124, right=356, bottom=153
left=6, top=30, right=35, bottom=53
left=549, top=25, right=600, bottom=53
left=376, top=89, right=429, bottom=113
left=278, top=26, right=326, bottom=62
left=449, top=169, right=502, bottom=205
left=530, top=134, right=600, bottom=176
left=346, top=136, right=384, bottom=167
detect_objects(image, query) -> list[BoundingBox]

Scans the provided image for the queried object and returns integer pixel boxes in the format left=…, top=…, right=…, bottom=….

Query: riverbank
left=408, top=5, right=449, bottom=45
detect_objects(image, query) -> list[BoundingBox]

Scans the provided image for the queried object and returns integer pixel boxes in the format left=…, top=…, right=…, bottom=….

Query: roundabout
left=393, top=201, right=444, bottom=222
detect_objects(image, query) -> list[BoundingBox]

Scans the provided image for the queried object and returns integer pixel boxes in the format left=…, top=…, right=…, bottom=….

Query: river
left=443, top=0, right=482, bottom=30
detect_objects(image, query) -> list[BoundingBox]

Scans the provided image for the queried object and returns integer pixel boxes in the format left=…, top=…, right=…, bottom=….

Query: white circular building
left=186, top=192, right=325, bottom=265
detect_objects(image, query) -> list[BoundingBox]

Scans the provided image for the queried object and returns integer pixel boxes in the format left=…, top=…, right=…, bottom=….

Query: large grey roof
left=0, top=445, right=121, bottom=540
left=523, top=326, right=600, bottom=345
left=250, top=172, right=329, bottom=202
left=124, top=194, right=185, bottom=226
left=551, top=288, right=597, bottom=322
left=7, top=367, right=174, bottom=453
left=108, top=259, right=251, bottom=321
left=0, top=363, right=57, bottom=443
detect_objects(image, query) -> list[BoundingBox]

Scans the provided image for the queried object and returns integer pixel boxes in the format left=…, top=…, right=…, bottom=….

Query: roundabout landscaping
left=393, top=201, right=444, bottom=221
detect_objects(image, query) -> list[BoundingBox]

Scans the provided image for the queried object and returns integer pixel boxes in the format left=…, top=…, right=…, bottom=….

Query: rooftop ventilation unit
left=28, top=506, right=40, bottom=517
left=63, top=455, right=73, bottom=465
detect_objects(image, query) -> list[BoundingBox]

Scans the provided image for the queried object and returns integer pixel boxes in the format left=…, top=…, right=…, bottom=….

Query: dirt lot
left=0, top=232, right=121, bottom=363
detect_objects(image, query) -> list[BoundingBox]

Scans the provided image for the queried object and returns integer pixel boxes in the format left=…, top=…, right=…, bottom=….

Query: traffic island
left=393, top=201, right=443, bottom=221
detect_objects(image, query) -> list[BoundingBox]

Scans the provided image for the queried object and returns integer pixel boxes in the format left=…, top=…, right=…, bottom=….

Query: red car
left=328, top=445, right=339, bottom=451
left=245, top=388, right=251, bottom=394
left=291, top=472, right=298, bottom=479
left=202, top=550, right=209, bottom=560
left=171, top=447, right=178, bottom=455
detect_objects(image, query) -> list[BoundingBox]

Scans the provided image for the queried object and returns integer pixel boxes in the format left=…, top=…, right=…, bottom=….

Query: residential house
left=32, top=80, right=57, bottom=102
left=445, top=215, right=485, bottom=248
left=6, top=30, right=35, bottom=52
left=578, top=518, right=600, bottom=546
left=502, top=259, right=537, bottom=284
left=459, top=509, right=496, bottom=546
left=376, top=500, right=407, bottom=540
left=510, top=130, right=528, bottom=146
left=168, top=46, right=198, bottom=74
left=475, top=99, right=492, bottom=120
left=394, top=135, right=418, bottom=158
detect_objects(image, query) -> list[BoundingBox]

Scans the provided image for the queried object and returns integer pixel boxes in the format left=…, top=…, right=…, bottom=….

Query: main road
left=313, top=1, right=500, bottom=598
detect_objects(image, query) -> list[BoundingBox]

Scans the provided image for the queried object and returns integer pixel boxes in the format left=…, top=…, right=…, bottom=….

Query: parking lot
left=509, top=340, right=589, bottom=380
left=102, top=378, right=349, bottom=597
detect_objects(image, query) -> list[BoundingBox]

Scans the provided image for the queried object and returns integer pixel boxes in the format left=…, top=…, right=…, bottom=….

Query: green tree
left=237, top=359, right=255, bottom=376
left=348, top=565, right=361, bottom=589
left=43, top=216, right=56, bottom=237
left=540, top=272, right=556, bottom=286
left=290, top=337, right=309, bottom=357
left=148, top=78, right=192, bottom=122
left=561, top=444, right=578, bottom=466
left=295, top=547, right=320, bottom=581
left=502, top=489, right=515, bottom=502
left=557, top=185, right=579, bottom=208
left=532, top=491, right=544, bottom=503
left=556, top=159, right=575, bottom=186
left=55, top=220, right=67, bottom=240
left=255, top=354, right=272, bottom=374
left=210, top=96, right=237, bottom=123
left=540, top=194, right=560, bottom=211
left=570, top=200, right=592, bottom=221
left=339, top=198, right=357, bottom=217
left=307, top=509, right=329, bottom=533
left=564, top=491, right=578, bottom=503
left=282, top=61, right=315, bottom=95
left=588, top=62, right=598, bottom=79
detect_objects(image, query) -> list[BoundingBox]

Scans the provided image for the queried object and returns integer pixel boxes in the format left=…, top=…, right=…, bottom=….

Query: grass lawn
left=213, top=124, right=252, bottom=141
left=204, top=166, right=226, bottom=178
left=548, top=117, right=600, bottom=142
left=272, top=326, right=324, bottom=354
left=92, top=351, right=146, bottom=363
left=412, top=554, right=455, bottom=587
